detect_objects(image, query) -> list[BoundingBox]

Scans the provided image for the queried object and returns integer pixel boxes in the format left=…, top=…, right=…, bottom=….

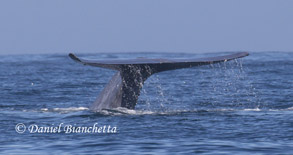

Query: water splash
left=40, top=107, right=89, bottom=113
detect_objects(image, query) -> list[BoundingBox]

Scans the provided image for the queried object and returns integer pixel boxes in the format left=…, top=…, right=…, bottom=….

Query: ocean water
left=0, top=52, right=292, bottom=154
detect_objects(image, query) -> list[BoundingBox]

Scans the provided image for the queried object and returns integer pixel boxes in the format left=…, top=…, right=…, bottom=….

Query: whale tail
left=69, top=52, right=249, bottom=111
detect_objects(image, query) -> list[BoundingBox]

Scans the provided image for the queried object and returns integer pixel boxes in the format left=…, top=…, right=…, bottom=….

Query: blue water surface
left=0, top=52, right=292, bottom=154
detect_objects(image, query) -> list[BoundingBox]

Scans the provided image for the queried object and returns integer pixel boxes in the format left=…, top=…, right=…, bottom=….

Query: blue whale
left=69, top=52, right=249, bottom=111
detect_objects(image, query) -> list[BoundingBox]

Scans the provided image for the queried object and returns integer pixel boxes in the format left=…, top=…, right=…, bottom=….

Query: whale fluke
left=69, top=52, right=249, bottom=111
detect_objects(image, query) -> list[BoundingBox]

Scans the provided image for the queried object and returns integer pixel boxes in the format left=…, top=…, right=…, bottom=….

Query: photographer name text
left=15, top=123, right=117, bottom=134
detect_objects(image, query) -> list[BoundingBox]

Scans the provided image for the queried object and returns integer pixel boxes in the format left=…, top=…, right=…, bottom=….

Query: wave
left=99, top=107, right=156, bottom=115
left=96, top=106, right=293, bottom=115
left=40, top=107, right=89, bottom=113
left=243, top=107, right=261, bottom=111
left=9, top=106, right=293, bottom=115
